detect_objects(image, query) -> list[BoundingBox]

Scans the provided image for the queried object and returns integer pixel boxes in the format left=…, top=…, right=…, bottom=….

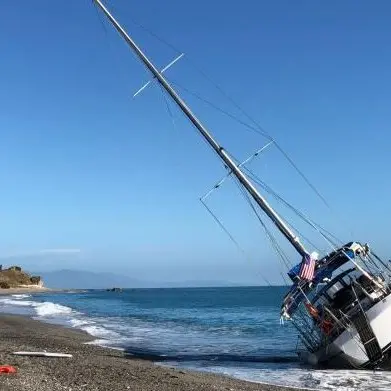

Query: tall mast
left=93, top=0, right=309, bottom=258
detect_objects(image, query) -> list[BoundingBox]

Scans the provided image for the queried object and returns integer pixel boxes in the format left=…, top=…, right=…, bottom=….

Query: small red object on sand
left=0, top=366, right=17, bottom=374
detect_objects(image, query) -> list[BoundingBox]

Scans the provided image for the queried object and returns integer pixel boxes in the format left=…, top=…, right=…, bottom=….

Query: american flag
left=299, top=254, right=316, bottom=281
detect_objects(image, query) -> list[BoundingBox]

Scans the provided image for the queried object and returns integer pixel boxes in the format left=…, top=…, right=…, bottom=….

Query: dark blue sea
left=1, top=286, right=390, bottom=390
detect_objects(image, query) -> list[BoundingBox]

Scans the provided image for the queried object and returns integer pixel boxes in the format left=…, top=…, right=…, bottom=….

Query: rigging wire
left=221, top=151, right=340, bottom=251
left=156, top=64, right=272, bottom=286
left=200, top=200, right=247, bottom=261
left=113, top=13, right=330, bottom=210
left=158, top=83, right=177, bottom=130
left=280, top=272, right=290, bottom=286
left=241, top=167, right=342, bottom=250
left=282, top=220, right=321, bottom=254
left=232, top=176, right=293, bottom=270
left=177, top=63, right=331, bottom=210
left=115, top=16, right=391, bottom=360
left=91, top=0, right=154, bottom=103
left=169, top=69, right=357, bottom=240
left=165, top=77, right=348, bottom=249
left=236, top=169, right=321, bottom=254
left=99, top=5, right=332, bottom=218
left=92, top=0, right=110, bottom=36
left=201, top=156, right=328, bottom=276
left=225, top=158, right=329, bottom=252
left=115, top=11, right=183, bottom=57
left=201, top=144, right=341, bottom=254
left=164, top=79, right=341, bottom=250
left=167, top=78, right=271, bottom=140
left=92, top=3, right=351, bottom=271
left=200, top=195, right=272, bottom=287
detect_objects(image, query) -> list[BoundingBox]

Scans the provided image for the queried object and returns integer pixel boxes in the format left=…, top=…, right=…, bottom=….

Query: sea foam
left=1, top=289, right=391, bottom=391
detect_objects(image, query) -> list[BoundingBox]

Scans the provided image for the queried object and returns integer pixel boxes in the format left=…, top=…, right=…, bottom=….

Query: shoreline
left=0, top=314, right=304, bottom=391
left=0, top=287, right=52, bottom=295
left=0, top=287, right=85, bottom=295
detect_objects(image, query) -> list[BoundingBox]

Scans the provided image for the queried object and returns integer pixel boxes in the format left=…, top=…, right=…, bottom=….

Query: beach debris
left=0, top=365, right=17, bottom=374
left=13, top=351, right=72, bottom=358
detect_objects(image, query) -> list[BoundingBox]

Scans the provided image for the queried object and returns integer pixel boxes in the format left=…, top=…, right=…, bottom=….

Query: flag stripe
left=299, top=254, right=315, bottom=281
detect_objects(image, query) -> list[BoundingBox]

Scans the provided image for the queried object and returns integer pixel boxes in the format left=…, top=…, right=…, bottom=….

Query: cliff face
left=0, top=266, right=43, bottom=289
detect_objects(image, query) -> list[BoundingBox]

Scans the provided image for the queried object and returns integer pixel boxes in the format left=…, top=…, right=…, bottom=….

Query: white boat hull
left=300, top=293, right=391, bottom=368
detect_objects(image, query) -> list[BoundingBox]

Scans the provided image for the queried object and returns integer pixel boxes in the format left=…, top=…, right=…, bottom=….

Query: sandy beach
left=0, top=314, right=304, bottom=391
left=0, top=287, right=52, bottom=296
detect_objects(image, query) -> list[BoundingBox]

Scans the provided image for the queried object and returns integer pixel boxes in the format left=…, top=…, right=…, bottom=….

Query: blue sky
left=1, top=1, right=390, bottom=284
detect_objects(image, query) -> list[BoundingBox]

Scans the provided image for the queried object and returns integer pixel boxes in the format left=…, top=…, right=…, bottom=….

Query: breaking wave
left=0, top=288, right=391, bottom=391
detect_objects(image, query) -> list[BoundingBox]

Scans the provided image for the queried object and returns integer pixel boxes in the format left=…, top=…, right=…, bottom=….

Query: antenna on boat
left=92, top=0, right=309, bottom=258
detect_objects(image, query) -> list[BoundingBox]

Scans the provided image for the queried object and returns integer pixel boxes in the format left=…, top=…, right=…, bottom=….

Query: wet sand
left=0, top=314, right=304, bottom=391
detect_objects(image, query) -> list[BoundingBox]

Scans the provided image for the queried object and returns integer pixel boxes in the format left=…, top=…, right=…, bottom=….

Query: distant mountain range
left=36, top=269, right=251, bottom=289
left=37, top=270, right=144, bottom=289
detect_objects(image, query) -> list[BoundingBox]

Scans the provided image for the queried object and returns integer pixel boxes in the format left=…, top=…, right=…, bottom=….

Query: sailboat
left=93, top=0, right=391, bottom=369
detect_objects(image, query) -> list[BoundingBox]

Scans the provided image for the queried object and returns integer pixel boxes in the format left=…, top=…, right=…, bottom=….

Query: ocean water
left=1, top=286, right=391, bottom=391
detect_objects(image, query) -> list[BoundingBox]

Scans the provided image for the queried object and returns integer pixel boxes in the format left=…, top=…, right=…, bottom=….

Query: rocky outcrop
left=0, top=267, right=44, bottom=289
left=30, top=276, right=43, bottom=287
